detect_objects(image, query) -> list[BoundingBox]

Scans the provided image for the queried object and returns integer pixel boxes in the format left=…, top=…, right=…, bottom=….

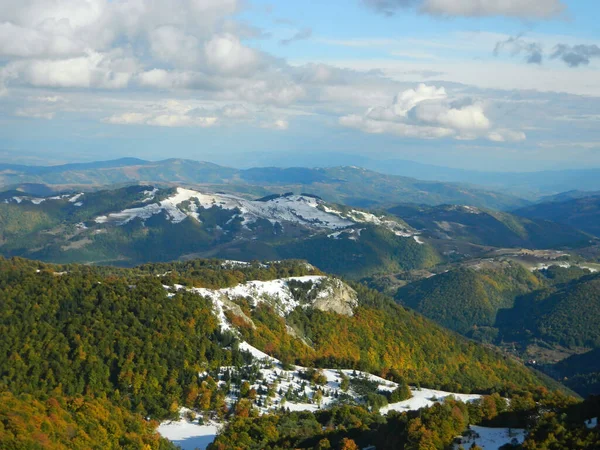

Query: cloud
left=551, top=44, right=600, bottom=67
left=221, top=104, right=252, bottom=119
left=102, top=100, right=291, bottom=129
left=204, top=33, right=264, bottom=75
left=5, top=51, right=136, bottom=88
left=364, top=0, right=566, bottom=19
left=494, top=35, right=543, bottom=64
left=340, top=83, right=524, bottom=142
left=104, top=111, right=218, bottom=128
left=494, top=38, right=600, bottom=68
left=280, top=28, right=312, bottom=45
left=14, top=107, right=55, bottom=120
left=261, top=119, right=289, bottom=130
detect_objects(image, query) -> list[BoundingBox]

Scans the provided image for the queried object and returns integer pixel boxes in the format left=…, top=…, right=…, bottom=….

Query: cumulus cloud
left=280, top=28, right=312, bottom=45
left=340, top=83, right=524, bottom=142
left=204, top=33, right=265, bottom=75
left=0, top=0, right=542, bottom=144
left=551, top=44, right=600, bottom=67
left=364, top=0, right=566, bottom=19
left=6, top=51, right=136, bottom=88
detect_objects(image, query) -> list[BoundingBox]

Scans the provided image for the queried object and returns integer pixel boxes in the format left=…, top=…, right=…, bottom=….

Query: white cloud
left=7, top=51, right=135, bottom=88
left=340, top=83, right=523, bottom=141
left=423, top=0, right=565, bottom=18
left=340, top=114, right=453, bottom=138
left=487, top=129, right=527, bottom=142
left=261, top=118, right=289, bottom=130
left=15, top=107, right=55, bottom=119
left=221, top=104, right=252, bottom=119
left=364, top=0, right=566, bottom=19
left=105, top=111, right=218, bottom=128
left=204, top=33, right=263, bottom=75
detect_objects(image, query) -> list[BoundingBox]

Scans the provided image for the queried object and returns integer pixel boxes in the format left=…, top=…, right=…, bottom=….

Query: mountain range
left=0, top=158, right=531, bottom=211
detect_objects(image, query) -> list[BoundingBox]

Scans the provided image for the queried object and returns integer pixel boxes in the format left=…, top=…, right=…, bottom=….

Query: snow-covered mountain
left=0, top=185, right=437, bottom=278
left=93, top=187, right=414, bottom=237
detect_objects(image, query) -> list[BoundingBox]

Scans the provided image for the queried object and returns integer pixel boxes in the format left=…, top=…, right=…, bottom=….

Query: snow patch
left=380, top=387, right=481, bottom=414
left=157, top=408, right=218, bottom=450
left=191, top=275, right=328, bottom=318
left=69, top=193, right=84, bottom=203
left=453, top=425, right=526, bottom=450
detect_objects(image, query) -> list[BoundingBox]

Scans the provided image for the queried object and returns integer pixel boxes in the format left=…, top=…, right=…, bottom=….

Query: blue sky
left=0, top=0, right=599, bottom=171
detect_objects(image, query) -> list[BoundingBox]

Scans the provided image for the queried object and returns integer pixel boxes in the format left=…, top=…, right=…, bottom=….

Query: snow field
left=157, top=408, right=219, bottom=450
left=188, top=275, right=329, bottom=318
left=453, top=425, right=526, bottom=449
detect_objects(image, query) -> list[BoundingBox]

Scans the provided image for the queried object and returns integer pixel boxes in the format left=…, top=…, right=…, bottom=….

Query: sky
left=0, top=0, right=599, bottom=171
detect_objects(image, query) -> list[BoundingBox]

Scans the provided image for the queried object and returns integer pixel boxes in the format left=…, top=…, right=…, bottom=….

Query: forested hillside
left=0, top=255, right=589, bottom=448
left=496, top=272, right=600, bottom=348
left=388, top=203, right=592, bottom=249
left=551, top=349, right=600, bottom=397
left=0, top=391, right=176, bottom=449
left=514, top=195, right=600, bottom=237
left=209, top=391, right=600, bottom=450
left=394, top=263, right=543, bottom=336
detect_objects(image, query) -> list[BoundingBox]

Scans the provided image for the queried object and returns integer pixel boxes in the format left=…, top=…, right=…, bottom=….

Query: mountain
left=202, top=150, right=600, bottom=199
left=538, top=190, right=600, bottom=204
left=0, top=185, right=439, bottom=278
left=388, top=203, right=593, bottom=249
left=514, top=195, right=600, bottom=237
left=496, top=272, right=600, bottom=349
left=350, top=156, right=600, bottom=199
left=0, top=257, right=563, bottom=448
left=393, top=262, right=544, bottom=336
left=0, top=158, right=529, bottom=210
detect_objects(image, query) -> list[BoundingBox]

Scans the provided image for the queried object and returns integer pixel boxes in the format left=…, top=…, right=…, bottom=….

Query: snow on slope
left=171, top=275, right=358, bottom=319
left=95, top=187, right=354, bottom=229
left=4, top=193, right=73, bottom=204
left=91, top=187, right=420, bottom=239
left=157, top=408, right=219, bottom=450
left=380, top=387, right=481, bottom=414
left=453, top=425, right=526, bottom=449
left=217, top=341, right=482, bottom=416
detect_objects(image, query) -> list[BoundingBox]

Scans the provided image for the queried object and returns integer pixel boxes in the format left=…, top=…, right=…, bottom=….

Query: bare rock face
left=312, top=278, right=358, bottom=316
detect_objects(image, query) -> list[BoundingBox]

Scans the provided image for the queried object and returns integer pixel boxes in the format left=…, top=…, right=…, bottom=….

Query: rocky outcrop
left=311, top=278, right=358, bottom=316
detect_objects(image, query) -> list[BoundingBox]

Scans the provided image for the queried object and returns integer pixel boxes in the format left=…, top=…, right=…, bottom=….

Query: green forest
left=209, top=390, right=600, bottom=450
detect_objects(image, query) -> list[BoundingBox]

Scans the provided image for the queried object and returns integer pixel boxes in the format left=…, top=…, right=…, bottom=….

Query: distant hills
left=514, top=195, right=600, bottom=237
left=0, top=158, right=529, bottom=211
left=370, top=159, right=600, bottom=198
left=388, top=203, right=593, bottom=249
left=227, top=151, right=600, bottom=199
